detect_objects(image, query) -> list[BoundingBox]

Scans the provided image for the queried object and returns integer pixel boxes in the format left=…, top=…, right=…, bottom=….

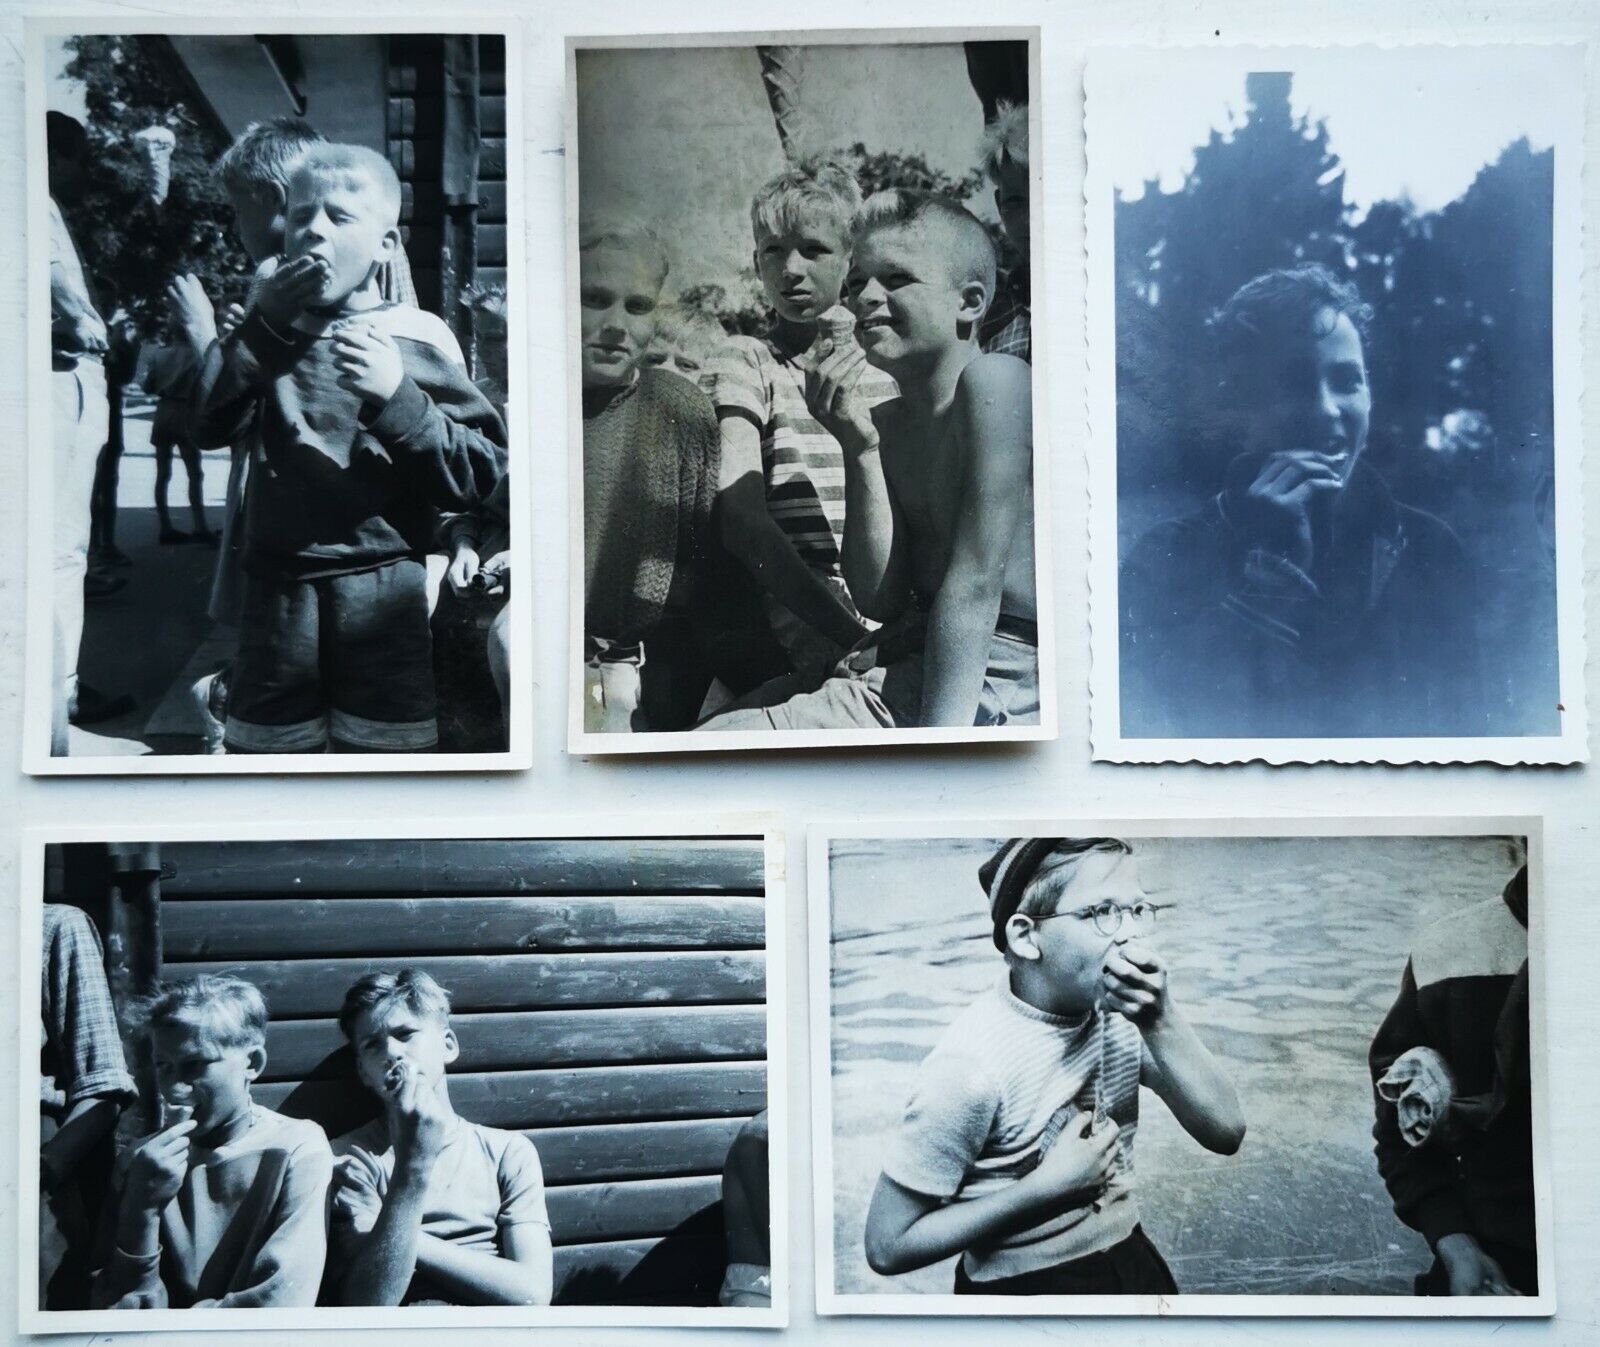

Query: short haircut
left=46, top=111, right=88, bottom=161
left=1207, top=263, right=1373, bottom=385
left=853, top=189, right=997, bottom=296
left=1015, top=838, right=1135, bottom=926
left=750, top=157, right=862, bottom=244
left=215, top=117, right=324, bottom=197
left=288, top=143, right=403, bottom=227
left=653, top=304, right=726, bottom=354
left=579, top=216, right=670, bottom=288
left=338, top=969, right=453, bottom=1043
left=980, top=100, right=1029, bottom=179
left=134, top=974, right=269, bottom=1051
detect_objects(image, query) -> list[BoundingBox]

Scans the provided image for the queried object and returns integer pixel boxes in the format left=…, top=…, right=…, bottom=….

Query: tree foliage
left=58, top=36, right=248, bottom=339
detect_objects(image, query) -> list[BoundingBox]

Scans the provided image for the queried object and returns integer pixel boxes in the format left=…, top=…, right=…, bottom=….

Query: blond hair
left=134, top=974, right=269, bottom=1050
left=750, top=157, right=862, bottom=243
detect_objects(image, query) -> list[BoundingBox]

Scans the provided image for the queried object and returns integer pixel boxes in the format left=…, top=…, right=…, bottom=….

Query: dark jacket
left=1119, top=459, right=1488, bottom=738
left=1368, top=868, right=1534, bottom=1268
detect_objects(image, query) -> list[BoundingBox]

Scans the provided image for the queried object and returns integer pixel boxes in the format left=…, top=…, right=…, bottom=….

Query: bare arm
left=409, top=1223, right=552, bottom=1306
left=717, top=413, right=868, bottom=650
left=338, top=1161, right=431, bottom=1307
left=1140, top=1008, right=1246, bottom=1155
left=839, top=425, right=910, bottom=622
left=920, top=356, right=1032, bottom=726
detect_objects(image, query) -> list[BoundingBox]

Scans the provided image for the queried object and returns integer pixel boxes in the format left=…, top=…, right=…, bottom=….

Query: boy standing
left=702, top=191, right=1036, bottom=730
left=329, top=971, right=551, bottom=1306
left=705, top=161, right=893, bottom=677
left=863, top=838, right=1244, bottom=1295
left=977, top=101, right=1031, bottom=362
left=93, top=975, right=333, bottom=1308
left=194, top=145, right=506, bottom=753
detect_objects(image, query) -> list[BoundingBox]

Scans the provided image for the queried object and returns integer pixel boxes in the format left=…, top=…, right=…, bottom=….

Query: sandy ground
left=824, top=833, right=1525, bottom=1297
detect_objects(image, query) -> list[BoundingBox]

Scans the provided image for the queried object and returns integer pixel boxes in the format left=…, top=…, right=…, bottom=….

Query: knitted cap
left=980, top=837, right=1066, bottom=952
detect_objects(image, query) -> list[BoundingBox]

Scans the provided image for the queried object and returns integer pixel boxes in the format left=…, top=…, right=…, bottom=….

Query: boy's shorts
left=953, top=1225, right=1177, bottom=1296
left=225, top=559, right=437, bottom=753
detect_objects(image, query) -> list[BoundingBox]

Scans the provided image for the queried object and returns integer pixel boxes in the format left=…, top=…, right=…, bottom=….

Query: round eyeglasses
left=1034, top=899, right=1164, bottom=938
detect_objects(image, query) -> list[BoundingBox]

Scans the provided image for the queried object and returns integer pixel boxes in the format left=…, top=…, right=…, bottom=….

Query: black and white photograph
left=23, top=824, right=782, bottom=1331
left=25, top=25, right=527, bottom=772
left=1085, top=46, right=1587, bottom=764
left=811, top=822, right=1550, bottom=1315
left=568, top=31, right=1052, bottom=753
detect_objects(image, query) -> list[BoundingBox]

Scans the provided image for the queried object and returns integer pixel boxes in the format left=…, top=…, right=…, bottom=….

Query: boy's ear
left=245, top=1043, right=268, bottom=1082
left=442, top=1025, right=461, bottom=1066
left=1005, top=913, right=1043, bottom=962
left=380, top=225, right=401, bottom=260
left=958, top=278, right=991, bottom=329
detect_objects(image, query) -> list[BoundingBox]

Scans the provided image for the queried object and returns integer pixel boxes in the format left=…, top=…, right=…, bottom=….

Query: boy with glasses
left=862, top=837, right=1245, bottom=1295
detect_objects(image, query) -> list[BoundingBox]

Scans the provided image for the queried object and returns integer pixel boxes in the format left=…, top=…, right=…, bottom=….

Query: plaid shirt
left=980, top=264, right=1031, bottom=363
left=40, top=905, right=136, bottom=1118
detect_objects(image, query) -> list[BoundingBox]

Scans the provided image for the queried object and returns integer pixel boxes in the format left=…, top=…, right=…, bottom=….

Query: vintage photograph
left=812, top=823, right=1550, bottom=1315
left=569, top=32, right=1051, bottom=752
left=26, top=26, right=525, bottom=771
left=24, top=827, right=781, bottom=1330
left=1085, top=46, right=1587, bottom=764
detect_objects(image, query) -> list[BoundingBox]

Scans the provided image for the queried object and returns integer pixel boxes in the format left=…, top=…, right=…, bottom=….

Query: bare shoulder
left=956, top=351, right=1031, bottom=408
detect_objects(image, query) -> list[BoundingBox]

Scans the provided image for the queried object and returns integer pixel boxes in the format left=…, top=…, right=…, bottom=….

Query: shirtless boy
left=700, top=189, right=1036, bottom=730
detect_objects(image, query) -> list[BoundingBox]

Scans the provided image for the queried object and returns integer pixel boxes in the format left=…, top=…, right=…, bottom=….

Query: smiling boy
left=92, top=975, right=333, bottom=1309
left=862, top=838, right=1244, bottom=1295
left=193, top=144, right=506, bottom=754
left=702, top=190, right=1037, bottom=730
left=1119, top=263, right=1485, bottom=738
left=328, top=971, right=552, bottom=1307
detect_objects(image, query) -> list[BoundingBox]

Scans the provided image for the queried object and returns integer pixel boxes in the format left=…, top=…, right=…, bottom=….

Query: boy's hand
left=1103, top=940, right=1168, bottom=1026
left=476, top=550, right=511, bottom=597
left=255, top=254, right=328, bottom=329
left=804, top=341, right=876, bottom=453
left=332, top=322, right=405, bottom=406
left=447, top=543, right=482, bottom=597
left=1027, top=1113, right=1119, bottom=1208
left=331, top=1157, right=384, bottom=1235
left=124, top=1119, right=197, bottom=1210
left=217, top=302, right=248, bottom=341
left=1437, top=1232, right=1522, bottom=1296
left=165, top=273, right=217, bottom=348
left=388, top=1063, right=450, bottom=1174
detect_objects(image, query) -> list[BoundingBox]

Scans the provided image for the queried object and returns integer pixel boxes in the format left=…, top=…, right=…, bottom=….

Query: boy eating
left=329, top=971, right=551, bottom=1306
left=193, top=145, right=506, bottom=753
left=92, top=975, right=333, bottom=1308
left=863, top=838, right=1245, bottom=1295
left=701, top=190, right=1036, bottom=730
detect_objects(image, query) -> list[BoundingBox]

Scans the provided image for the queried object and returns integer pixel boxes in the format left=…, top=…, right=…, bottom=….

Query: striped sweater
left=884, top=978, right=1144, bottom=1281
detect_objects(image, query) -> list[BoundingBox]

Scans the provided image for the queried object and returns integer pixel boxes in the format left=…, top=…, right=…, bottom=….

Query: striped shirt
left=707, top=333, right=898, bottom=572
left=883, top=978, right=1145, bottom=1281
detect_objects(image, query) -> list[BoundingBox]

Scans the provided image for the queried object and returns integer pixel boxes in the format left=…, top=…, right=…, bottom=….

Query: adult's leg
left=180, top=440, right=211, bottom=537
left=51, top=365, right=108, bottom=754
left=326, top=560, right=438, bottom=752
left=153, top=436, right=177, bottom=537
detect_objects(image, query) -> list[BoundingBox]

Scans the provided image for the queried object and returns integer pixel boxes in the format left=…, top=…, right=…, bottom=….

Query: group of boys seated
left=158, top=117, right=509, bottom=756
left=581, top=102, right=1036, bottom=733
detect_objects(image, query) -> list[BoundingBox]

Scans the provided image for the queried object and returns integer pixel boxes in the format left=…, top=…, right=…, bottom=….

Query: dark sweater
left=1369, top=869, right=1534, bottom=1260
left=194, top=304, right=506, bottom=580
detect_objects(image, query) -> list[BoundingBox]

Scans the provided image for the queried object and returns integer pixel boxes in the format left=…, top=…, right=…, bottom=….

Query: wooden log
left=255, top=1060, right=767, bottom=1136
left=158, top=838, right=765, bottom=897
left=163, top=951, right=765, bottom=1017
left=260, top=1005, right=766, bottom=1081
left=480, top=94, right=507, bottom=138
left=164, top=895, right=766, bottom=960
left=526, top=1116, right=750, bottom=1185
left=477, top=223, right=507, bottom=268
left=552, top=1239, right=654, bottom=1303
left=473, top=266, right=507, bottom=296
left=479, top=141, right=507, bottom=179
left=476, top=180, right=507, bottom=222
left=546, top=1174, right=720, bottom=1245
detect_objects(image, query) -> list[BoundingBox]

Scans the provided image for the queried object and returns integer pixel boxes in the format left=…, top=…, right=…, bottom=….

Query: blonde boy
left=705, top=160, right=895, bottom=675
left=329, top=971, right=552, bottom=1306
left=193, top=145, right=506, bottom=754
left=92, top=975, right=332, bottom=1308
left=645, top=305, right=728, bottom=384
left=864, top=838, right=1244, bottom=1295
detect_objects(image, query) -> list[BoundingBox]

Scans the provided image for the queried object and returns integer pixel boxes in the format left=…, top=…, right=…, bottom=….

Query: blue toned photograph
left=1103, top=52, right=1576, bottom=743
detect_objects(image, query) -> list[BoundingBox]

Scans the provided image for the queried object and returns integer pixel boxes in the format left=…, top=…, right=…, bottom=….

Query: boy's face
left=284, top=174, right=399, bottom=308
left=150, top=1021, right=264, bottom=1135
left=1012, top=851, right=1151, bottom=1016
left=992, top=157, right=1029, bottom=255
left=846, top=223, right=983, bottom=369
left=1239, top=306, right=1372, bottom=488
left=579, top=244, right=662, bottom=389
left=753, top=217, right=851, bottom=323
left=229, top=183, right=287, bottom=265
left=351, top=1002, right=458, bottom=1102
left=643, top=334, right=704, bottom=383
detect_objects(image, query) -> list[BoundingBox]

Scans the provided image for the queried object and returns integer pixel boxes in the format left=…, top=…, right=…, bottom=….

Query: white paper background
left=2, top=1, right=1598, bottom=1344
